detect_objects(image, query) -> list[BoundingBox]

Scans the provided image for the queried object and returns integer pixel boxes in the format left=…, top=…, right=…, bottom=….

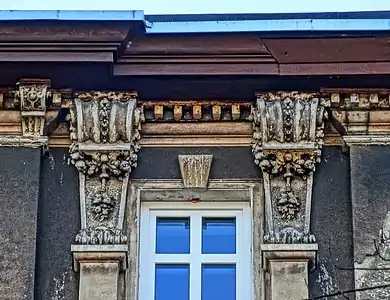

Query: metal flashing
left=0, top=10, right=144, bottom=21
left=0, top=10, right=390, bottom=34
left=146, top=18, right=390, bottom=34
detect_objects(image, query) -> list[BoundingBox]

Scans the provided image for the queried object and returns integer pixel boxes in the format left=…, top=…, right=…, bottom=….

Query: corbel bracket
left=252, top=92, right=328, bottom=243
left=15, top=78, right=51, bottom=137
left=68, top=91, right=143, bottom=247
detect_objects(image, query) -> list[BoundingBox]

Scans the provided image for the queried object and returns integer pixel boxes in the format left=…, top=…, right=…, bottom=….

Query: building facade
left=1, top=10, right=390, bottom=300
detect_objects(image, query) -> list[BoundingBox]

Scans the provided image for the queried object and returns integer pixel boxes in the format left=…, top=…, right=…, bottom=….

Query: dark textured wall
left=348, top=145, right=390, bottom=299
left=350, top=145, right=390, bottom=263
left=0, top=148, right=41, bottom=300
left=133, top=147, right=261, bottom=179
left=309, top=147, right=355, bottom=299
left=35, top=148, right=79, bottom=300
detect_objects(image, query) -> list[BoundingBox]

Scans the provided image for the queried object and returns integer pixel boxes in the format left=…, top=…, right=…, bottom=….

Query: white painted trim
left=139, top=201, right=252, bottom=300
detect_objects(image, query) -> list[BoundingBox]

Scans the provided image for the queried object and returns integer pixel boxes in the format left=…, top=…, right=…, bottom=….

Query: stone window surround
left=139, top=201, right=252, bottom=300
left=126, top=179, right=263, bottom=300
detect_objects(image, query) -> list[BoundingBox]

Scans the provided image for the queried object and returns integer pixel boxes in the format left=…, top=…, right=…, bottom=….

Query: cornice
left=0, top=81, right=390, bottom=148
left=0, top=22, right=134, bottom=62
left=2, top=22, right=390, bottom=74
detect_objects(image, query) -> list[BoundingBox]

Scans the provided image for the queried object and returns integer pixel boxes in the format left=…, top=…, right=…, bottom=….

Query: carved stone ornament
left=69, top=92, right=143, bottom=245
left=15, top=78, right=51, bottom=137
left=251, top=92, right=328, bottom=243
left=178, top=154, right=213, bottom=188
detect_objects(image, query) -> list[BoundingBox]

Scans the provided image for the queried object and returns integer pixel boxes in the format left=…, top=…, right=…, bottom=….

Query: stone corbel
left=252, top=92, right=327, bottom=300
left=15, top=79, right=50, bottom=137
left=68, top=91, right=143, bottom=300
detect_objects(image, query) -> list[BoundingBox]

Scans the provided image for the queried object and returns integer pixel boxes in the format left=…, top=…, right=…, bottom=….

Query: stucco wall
left=28, top=146, right=355, bottom=299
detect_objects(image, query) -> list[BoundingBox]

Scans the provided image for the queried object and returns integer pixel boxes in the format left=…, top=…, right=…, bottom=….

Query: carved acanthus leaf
left=252, top=92, right=328, bottom=242
left=264, top=227, right=316, bottom=244
left=75, top=227, right=127, bottom=245
left=69, top=91, right=143, bottom=245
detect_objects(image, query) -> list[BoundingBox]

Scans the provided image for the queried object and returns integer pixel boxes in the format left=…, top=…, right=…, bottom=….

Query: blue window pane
left=155, top=264, right=189, bottom=300
left=202, top=218, right=236, bottom=254
left=202, top=264, right=236, bottom=300
left=156, top=217, right=190, bottom=254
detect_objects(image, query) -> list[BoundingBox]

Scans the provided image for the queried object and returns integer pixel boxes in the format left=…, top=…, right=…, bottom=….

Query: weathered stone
left=15, top=78, right=51, bottom=137
left=69, top=92, right=143, bottom=245
left=72, top=247, right=127, bottom=300
left=178, top=154, right=213, bottom=188
left=68, top=92, right=143, bottom=300
left=261, top=244, right=317, bottom=300
left=252, top=92, right=327, bottom=241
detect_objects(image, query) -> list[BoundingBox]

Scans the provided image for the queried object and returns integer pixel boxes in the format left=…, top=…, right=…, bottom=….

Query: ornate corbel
left=68, top=92, right=143, bottom=246
left=68, top=92, right=143, bottom=300
left=252, top=92, right=327, bottom=299
left=15, top=78, right=50, bottom=137
left=252, top=92, right=327, bottom=243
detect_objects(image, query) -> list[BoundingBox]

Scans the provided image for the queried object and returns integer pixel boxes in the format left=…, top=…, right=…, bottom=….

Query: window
left=139, top=202, right=252, bottom=300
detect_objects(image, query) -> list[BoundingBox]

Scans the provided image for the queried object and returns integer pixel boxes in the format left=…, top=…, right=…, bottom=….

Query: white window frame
left=139, top=201, right=252, bottom=300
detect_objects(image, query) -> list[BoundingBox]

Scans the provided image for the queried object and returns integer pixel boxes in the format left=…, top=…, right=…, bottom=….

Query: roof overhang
left=1, top=10, right=390, bottom=75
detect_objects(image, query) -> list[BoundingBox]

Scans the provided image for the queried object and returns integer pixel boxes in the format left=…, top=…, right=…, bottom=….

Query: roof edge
left=146, top=18, right=390, bottom=34
left=1, top=10, right=390, bottom=34
left=0, top=10, right=145, bottom=21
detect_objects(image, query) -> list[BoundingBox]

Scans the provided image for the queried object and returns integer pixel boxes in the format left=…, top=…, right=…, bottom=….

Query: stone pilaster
left=68, top=91, right=143, bottom=300
left=252, top=92, right=327, bottom=299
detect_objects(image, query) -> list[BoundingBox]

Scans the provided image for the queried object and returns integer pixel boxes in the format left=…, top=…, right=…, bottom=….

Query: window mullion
left=190, top=212, right=202, bottom=300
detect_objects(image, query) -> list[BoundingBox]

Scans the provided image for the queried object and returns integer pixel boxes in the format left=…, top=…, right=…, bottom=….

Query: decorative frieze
left=252, top=92, right=328, bottom=244
left=68, top=91, right=143, bottom=246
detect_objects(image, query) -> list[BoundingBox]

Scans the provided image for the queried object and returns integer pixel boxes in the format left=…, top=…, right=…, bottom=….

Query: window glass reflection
left=202, top=217, right=236, bottom=254
left=156, top=217, right=190, bottom=254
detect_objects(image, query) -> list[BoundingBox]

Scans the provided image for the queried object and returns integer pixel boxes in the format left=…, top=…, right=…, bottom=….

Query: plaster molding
left=343, top=135, right=390, bottom=145
left=252, top=91, right=328, bottom=244
left=68, top=91, right=143, bottom=246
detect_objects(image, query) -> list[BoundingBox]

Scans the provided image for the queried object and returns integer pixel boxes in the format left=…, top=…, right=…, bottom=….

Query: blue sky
left=0, top=0, right=389, bottom=14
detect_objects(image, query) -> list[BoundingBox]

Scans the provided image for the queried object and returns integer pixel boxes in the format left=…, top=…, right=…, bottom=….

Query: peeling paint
left=316, top=261, right=338, bottom=297
left=48, top=151, right=55, bottom=170
left=51, top=270, right=68, bottom=300
left=355, top=211, right=390, bottom=299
